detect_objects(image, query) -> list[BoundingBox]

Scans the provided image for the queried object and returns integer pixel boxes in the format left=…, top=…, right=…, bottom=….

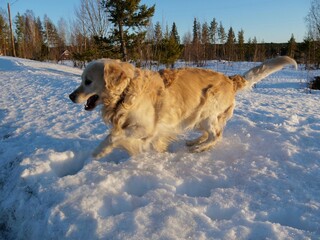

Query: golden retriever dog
left=69, top=56, right=297, bottom=159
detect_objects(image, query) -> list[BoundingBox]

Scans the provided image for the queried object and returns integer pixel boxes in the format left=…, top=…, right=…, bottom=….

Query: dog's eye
left=85, top=79, right=92, bottom=86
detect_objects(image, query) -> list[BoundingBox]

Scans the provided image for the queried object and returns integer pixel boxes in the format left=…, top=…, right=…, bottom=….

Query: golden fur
left=69, top=57, right=297, bottom=159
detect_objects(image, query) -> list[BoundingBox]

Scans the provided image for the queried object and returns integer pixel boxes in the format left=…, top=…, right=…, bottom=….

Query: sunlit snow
left=0, top=56, right=319, bottom=239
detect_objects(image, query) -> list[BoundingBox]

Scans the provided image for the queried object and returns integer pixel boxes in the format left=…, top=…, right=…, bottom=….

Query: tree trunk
left=118, top=22, right=127, bottom=61
left=7, top=3, right=16, bottom=57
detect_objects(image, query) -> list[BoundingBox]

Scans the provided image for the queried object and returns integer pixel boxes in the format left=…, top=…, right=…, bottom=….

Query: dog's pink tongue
left=84, top=95, right=99, bottom=111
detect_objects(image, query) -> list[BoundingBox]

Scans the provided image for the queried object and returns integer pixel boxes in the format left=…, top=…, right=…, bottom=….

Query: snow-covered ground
left=0, top=56, right=320, bottom=239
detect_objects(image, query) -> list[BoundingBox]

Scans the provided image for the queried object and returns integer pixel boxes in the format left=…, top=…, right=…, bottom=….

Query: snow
left=0, top=56, right=320, bottom=239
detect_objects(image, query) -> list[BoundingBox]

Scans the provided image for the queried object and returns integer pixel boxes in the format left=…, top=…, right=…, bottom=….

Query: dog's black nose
left=69, top=92, right=77, bottom=102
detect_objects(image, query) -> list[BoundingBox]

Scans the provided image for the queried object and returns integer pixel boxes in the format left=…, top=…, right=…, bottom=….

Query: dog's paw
left=185, top=139, right=196, bottom=147
left=92, top=151, right=106, bottom=160
left=92, top=146, right=113, bottom=159
left=92, top=147, right=104, bottom=159
left=189, top=144, right=212, bottom=153
left=189, top=146, right=204, bottom=153
left=92, top=152, right=102, bottom=159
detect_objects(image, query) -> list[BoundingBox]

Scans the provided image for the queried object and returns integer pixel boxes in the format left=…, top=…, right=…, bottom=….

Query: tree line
left=0, top=0, right=319, bottom=68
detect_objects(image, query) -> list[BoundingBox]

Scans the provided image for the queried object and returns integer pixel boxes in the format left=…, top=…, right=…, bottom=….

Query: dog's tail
left=241, top=56, right=297, bottom=89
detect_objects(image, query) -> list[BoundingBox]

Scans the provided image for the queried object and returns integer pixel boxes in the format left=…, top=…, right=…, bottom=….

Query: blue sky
left=1, top=0, right=310, bottom=43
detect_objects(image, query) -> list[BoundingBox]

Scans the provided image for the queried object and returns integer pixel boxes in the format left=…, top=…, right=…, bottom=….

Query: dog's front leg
left=92, top=134, right=115, bottom=159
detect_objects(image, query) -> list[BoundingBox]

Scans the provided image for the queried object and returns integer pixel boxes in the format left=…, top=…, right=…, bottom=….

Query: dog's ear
left=104, top=61, right=135, bottom=95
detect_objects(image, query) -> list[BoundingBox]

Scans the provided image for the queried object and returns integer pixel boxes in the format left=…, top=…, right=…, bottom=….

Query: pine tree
left=192, top=18, right=201, bottom=64
left=15, top=13, right=26, bottom=58
left=238, top=29, right=245, bottom=61
left=209, top=18, right=218, bottom=58
left=192, top=18, right=199, bottom=44
left=0, top=13, right=9, bottom=56
left=160, top=22, right=182, bottom=68
left=171, top=22, right=180, bottom=44
left=259, top=40, right=266, bottom=61
left=218, top=22, right=226, bottom=44
left=246, top=37, right=259, bottom=61
left=103, top=0, right=155, bottom=61
left=154, top=21, right=162, bottom=43
left=201, top=22, right=210, bottom=61
left=209, top=18, right=218, bottom=44
left=246, top=38, right=253, bottom=61
left=287, top=34, right=297, bottom=58
left=34, top=17, right=46, bottom=60
left=152, top=21, right=162, bottom=64
left=226, top=27, right=236, bottom=60
left=218, top=22, right=226, bottom=59
left=252, top=36, right=258, bottom=61
left=43, top=15, right=61, bottom=60
left=302, top=35, right=314, bottom=68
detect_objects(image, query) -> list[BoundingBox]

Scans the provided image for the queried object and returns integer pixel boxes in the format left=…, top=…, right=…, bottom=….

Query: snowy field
left=0, top=56, right=320, bottom=239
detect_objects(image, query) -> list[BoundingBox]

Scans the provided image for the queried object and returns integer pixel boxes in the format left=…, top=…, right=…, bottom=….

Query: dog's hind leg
left=190, top=104, right=234, bottom=153
left=189, top=118, right=221, bottom=153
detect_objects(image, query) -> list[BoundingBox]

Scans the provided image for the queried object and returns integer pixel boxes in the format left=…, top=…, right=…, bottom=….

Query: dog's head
left=69, top=59, right=135, bottom=111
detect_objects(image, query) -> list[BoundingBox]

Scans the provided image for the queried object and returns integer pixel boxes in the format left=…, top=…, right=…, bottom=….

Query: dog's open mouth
left=85, top=94, right=99, bottom=111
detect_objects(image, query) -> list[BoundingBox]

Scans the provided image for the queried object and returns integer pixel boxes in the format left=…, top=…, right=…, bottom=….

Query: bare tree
left=182, top=31, right=192, bottom=64
left=306, top=0, right=320, bottom=39
left=305, top=0, right=320, bottom=67
left=24, top=10, right=38, bottom=59
left=57, top=18, right=67, bottom=46
left=75, top=0, right=109, bottom=38
left=201, top=22, right=210, bottom=63
left=70, top=0, right=111, bottom=64
left=71, top=16, right=88, bottom=53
